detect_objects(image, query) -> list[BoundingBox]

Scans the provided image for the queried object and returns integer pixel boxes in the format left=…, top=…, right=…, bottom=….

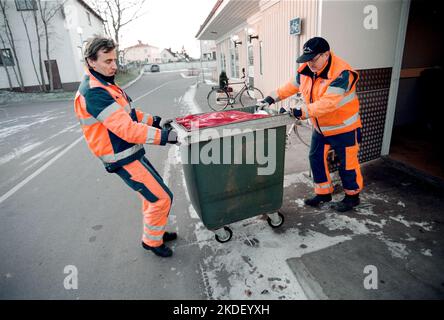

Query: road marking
left=0, top=136, right=84, bottom=205
left=132, top=80, right=176, bottom=102
left=0, top=79, right=177, bottom=205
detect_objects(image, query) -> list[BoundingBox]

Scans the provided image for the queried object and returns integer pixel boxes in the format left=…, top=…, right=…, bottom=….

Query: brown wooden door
left=44, top=60, right=62, bottom=90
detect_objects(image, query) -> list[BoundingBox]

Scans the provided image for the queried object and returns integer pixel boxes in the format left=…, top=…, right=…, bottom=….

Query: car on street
left=150, top=64, right=160, bottom=72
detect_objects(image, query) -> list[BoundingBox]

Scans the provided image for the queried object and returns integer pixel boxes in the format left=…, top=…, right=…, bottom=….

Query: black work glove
left=160, top=127, right=178, bottom=145
left=167, top=129, right=178, bottom=144
left=161, top=118, right=174, bottom=130
left=256, top=96, right=275, bottom=110
left=152, top=116, right=162, bottom=129
left=290, top=107, right=302, bottom=119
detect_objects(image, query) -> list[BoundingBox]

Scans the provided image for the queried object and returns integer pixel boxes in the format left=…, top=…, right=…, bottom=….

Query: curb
left=122, top=69, right=144, bottom=90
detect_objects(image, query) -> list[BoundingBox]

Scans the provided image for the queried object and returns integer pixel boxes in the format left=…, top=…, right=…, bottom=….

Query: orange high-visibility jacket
left=74, top=68, right=168, bottom=172
left=270, top=52, right=361, bottom=136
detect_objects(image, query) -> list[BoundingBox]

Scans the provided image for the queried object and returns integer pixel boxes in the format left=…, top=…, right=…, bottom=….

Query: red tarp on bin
left=176, top=111, right=269, bottom=130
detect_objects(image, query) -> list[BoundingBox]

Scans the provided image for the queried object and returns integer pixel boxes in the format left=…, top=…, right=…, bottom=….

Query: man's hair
left=84, top=35, right=116, bottom=63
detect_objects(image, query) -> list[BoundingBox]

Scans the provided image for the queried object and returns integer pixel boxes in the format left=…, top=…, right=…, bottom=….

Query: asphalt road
left=3, top=70, right=442, bottom=301
left=0, top=71, right=210, bottom=299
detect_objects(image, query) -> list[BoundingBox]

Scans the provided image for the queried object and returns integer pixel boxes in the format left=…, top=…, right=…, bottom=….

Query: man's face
left=88, top=48, right=118, bottom=77
left=307, top=51, right=329, bottom=73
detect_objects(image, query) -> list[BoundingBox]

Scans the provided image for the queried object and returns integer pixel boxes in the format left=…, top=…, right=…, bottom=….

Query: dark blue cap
left=297, top=37, right=330, bottom=63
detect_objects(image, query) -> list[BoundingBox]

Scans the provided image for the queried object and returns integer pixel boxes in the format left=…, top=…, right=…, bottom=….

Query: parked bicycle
left=282, top=94, right=341, bottom=183
left=207, top=68, right=264, bottom=111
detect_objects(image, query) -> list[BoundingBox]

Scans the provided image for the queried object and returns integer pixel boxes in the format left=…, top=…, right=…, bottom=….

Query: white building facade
left=123, top=41, right=161, bottom=64
left=160, top=48, right=178, bottom=63
left=0, top=0, right=105, bottom=92
left=200, top=40, right=216, bottom=61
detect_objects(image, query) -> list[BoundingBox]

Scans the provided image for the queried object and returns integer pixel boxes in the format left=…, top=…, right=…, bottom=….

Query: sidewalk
left=192, top=81, right=444, bottom=299
left=0, top=69, right=142, bottom=107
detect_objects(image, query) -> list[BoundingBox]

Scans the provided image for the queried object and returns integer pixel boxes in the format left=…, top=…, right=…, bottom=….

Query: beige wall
left=124, top=46, right=161, bottom=64
left=256, top=0, right=319, bottom=105
left=320, top=0, right=402, bottom=69
left=213, top=0, right=403, bottom=105
left=214, top=0, right=319, bottom=107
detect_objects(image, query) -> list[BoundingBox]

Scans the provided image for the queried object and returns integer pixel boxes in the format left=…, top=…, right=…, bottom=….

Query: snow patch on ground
left=181, top=84, right=202, bottom=115
left=320, top=212, right=372, bottom=235
left=204, top=80, right=217, bottom=86
left=0, top=91, right=74, bottom=105
left=276, top=172, right=421, bottom=260
left=180, top=73, right=198, bottom=79
left=380, top=237, right=409, bottom=259
left=0, top=141, right=43, bottom=166
left=0, top=115, right=59, bottom=139
left=194, top=218, right=350, bottom=300
left=22, top=145, right=65, bottom=171
left=389, top=215, right=434, bottom=231
left=284, top=172, right=312, bottom=188
left=290, top=199, right=305, bottom=208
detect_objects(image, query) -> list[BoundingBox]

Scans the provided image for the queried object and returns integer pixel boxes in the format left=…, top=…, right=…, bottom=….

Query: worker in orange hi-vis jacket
left=258, top=37, right=363, bottom=212
left=74, top=36, right=178, bottom=257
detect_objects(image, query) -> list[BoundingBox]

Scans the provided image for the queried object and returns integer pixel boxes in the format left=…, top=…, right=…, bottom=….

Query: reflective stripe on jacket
left=74, top=68, right=168, bottom=171
left=272, top=52, right=362, bottom=136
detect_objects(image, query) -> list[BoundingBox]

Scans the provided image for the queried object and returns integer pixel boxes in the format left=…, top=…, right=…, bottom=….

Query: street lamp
left=77, top=26, right=83, bottom=43
left=248, top=28, right=259, bottom=42
left=231, top=35, right=242, bottom=47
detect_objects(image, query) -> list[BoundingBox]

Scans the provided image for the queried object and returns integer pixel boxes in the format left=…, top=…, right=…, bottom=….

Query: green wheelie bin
left=171, top=106, right=294, bottom=243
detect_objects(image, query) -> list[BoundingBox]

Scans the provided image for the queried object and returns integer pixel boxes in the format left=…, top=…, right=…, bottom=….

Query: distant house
left=0, top=0, right=105, bottom=92
left=123, top=41, right=161, bottom=64
left=160, top=48, right=178, bottom=63
left=200, top=40, right=216, bottom=61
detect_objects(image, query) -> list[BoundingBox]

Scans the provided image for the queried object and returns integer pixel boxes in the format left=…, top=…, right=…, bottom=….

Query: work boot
left=304, top=194, right=332, bottom=207
left=333, top=194, right=360, bottom=212
left=142, top=242, right=173, bottom=257
left=163, top=231, right=177, bottom=242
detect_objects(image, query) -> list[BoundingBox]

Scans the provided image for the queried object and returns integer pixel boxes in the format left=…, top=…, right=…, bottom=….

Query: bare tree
left=37, top=0, right=67, bottom=92
left=31, top=4, right=47, bottom=92
left=0, top=29, right=13, bottom=91
left=0, top=0, right=25, bottom=91
left=87, top=0, right=147, bottom=67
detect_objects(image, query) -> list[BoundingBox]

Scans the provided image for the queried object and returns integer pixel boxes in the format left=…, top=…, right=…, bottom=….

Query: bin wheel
left=215, top=226, right=233, bottom=243
left=267, top=212, right=284, bottom=228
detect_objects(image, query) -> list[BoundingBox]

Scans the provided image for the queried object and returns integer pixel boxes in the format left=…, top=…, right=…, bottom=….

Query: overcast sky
left=117, top=0, right=217, bottom=58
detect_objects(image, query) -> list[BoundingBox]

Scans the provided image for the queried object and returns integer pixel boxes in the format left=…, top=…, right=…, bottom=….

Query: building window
left=230, top=46, right=240, bottom=79
left=77, top=47, right=83, bottom=61
left=248, top=45, right=254, bottom=66
left=15, top=0, right=37, bottom=11
left=259, top=41, right=263, bottom=76
left=220, top=52, right=226, bottom=72
left=0, top=49, right=14, bottom=66
left=86, top=12, right=92, bottom=26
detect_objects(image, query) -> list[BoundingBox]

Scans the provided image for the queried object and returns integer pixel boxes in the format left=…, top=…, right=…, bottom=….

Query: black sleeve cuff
left=152, top=116, right=162, bottom=129
left=160, top=129, right=169, bottom=145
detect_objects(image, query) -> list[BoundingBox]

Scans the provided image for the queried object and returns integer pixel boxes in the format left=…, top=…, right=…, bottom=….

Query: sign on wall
left=290, top=17, right=301, bottom=35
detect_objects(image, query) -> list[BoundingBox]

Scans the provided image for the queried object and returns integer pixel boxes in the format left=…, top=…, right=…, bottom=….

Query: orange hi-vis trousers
left=115, top=157, right=173, bottom=247
left=309, top=128, right=363, bottom=196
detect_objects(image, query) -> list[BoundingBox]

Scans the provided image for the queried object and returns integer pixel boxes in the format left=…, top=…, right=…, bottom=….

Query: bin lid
left=171, top=108, right=295, bottom=145
left=176, top=110, right=269, bottom=131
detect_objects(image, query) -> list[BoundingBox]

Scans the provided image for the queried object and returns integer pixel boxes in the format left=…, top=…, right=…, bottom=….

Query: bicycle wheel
left=207, top=88, right=229, bottom=111
left=239, top=86, right=264, bottom=107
